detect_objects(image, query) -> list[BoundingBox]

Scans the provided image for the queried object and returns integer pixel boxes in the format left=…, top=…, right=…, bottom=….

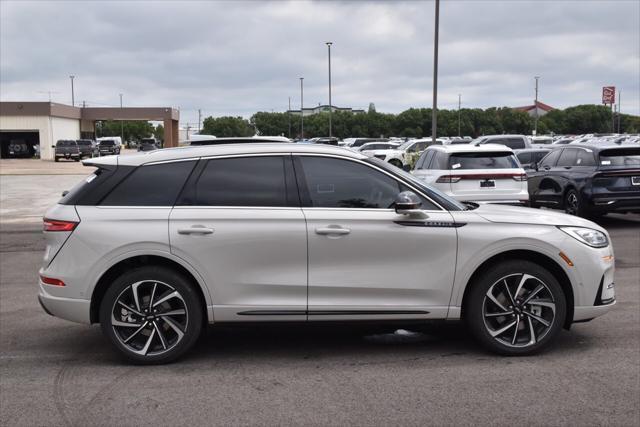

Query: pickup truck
left=54, top=140, right=81, bottom=162
left=76, top=139, right=96, bottom=158
left=97, top=139, right=121, bottom=156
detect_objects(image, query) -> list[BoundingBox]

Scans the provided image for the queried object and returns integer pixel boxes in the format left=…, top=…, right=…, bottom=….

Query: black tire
left=563, top=188, right=588, bottom=217
left=99, top=266, right=203, bottom=364
left=465, top=260, right=566, bottom=356
left=54, top=157, right=59, bottom=162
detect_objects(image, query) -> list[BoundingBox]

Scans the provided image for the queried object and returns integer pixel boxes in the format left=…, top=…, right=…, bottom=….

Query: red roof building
left=514, top=101, right=555, bottom=117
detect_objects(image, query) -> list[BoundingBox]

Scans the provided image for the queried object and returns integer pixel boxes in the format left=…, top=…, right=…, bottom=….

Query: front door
left=169, top=155, right=307, bottom=321
left=294, top=155, right=458, bottom=321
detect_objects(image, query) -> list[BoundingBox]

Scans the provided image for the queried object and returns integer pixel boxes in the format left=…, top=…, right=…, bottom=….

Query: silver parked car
left=40, top=144, right=615, bottom=363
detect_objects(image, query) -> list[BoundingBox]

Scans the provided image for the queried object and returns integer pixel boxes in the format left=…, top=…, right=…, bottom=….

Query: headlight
left=558, top=226, right=609, bottom=248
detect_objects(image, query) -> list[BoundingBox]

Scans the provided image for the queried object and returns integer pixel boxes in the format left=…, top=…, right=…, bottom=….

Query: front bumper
left=573, top=300, right=616, bottom=322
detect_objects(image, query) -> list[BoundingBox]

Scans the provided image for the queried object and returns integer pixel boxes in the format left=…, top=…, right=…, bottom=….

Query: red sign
left=602, top=86, right=616, bottom=104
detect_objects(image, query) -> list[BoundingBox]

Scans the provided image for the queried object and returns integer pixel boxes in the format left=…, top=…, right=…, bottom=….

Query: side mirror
left=61, top=190, right=69, bottom=197
left=395, top=191, right=428, bottom=219
left=402, top=164, right=412, bottom=172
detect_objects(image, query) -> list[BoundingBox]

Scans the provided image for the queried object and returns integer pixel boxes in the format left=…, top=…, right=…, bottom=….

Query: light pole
left=69, top=75, right=75, bottom=106
left=119, top=93, right=124, bottom=142
left=534, top=76, right=540, bottom=135
left=288, top=96, right=292, bottom=138
left=431, top=0, right=440, bottom=144
left=326, top=41, right=333, bottom=138
left=300, top=77, right=304, bottom=139
left=457, top=94, right=461, bottom=137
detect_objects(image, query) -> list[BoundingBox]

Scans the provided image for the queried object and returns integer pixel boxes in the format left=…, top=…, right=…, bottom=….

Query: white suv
left=370, top=138, right=441, bottom=168
left=40, top=144, right=615, bottom=363
left=412, top=144, right=529, bottom=205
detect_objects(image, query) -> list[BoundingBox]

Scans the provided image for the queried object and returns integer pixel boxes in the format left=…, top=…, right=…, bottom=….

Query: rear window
left=488, top=138, right=525, bottom=150
left=76, top=140, right=92, bottom=146
left=599, top=148, right=640, bottom=168
left=100, top=161, right=196, bottom=206
left=449, top=152, right=518, bottom=169
left=56, top=140, right=76, bottom=147
left=99, top=140, right=115, bottom=146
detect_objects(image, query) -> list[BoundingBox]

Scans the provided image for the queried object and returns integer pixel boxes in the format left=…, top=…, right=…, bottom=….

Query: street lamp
left=431, top=0, right=440, bottom=144
left=288, top=96, right=292, bottom=138
left=300, top=77, right=304, bottom=139
left=457, top=94, right=461, bottom=137
left=326, top=42, right=333, bottom=138
left=119, top=93, right=124, bottom=142
left=534, top=76, right=540, bottom=135
left=69, top=75, right=75, bottom=106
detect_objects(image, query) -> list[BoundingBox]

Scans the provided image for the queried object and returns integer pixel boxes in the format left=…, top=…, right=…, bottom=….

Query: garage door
left=0, top=131, right=40, bottom=158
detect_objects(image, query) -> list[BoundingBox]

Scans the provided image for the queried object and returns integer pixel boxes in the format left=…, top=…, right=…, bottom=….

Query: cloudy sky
left=1, top=0, right=638, bottom=126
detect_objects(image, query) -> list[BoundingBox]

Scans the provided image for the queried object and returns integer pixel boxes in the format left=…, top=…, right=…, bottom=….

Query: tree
left=154, top=124, right=164, bottom=142
left=201, top=116, right=254, bottom=137
left=95, top=120, right=155, bottom=142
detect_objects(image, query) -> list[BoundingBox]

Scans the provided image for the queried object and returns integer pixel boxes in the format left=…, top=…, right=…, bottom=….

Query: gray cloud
left=1, top=0, right=638, bottom=127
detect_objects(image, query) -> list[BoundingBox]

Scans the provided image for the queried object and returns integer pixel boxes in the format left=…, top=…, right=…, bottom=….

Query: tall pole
left=534, top=76, right=540, bottom=135
left=119, top=93, right=124, bottom=142
left=300, top=77, right=304, bottom=139
left=617, top=91, right=621, bottom=133
left=326, top=41, right=333, bottom=139
left=69, top=75, right=75, bottom=106
left=288, top=96, right=292, bottom=138
left=457, top=94, right=461, bottom=137
left=198, top=109, right=202, bottom=133
left=431, top=0, right=440, bottom=144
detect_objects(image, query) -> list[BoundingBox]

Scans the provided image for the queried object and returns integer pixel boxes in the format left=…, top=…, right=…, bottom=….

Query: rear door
left=528, top=149, right=562, bottom=206
left=169, top=155, right=308, bottom=322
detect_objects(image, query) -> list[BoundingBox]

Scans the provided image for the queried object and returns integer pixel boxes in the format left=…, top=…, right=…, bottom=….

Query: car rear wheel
left=564, top=189, right=587, bottom=217
left=465, top=260, right=566, bottom=356
left=99, top=266, right=203, bottom=364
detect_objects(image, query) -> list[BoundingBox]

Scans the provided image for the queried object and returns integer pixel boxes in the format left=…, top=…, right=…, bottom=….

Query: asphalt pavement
left=1, top=213, right=638, bottom=426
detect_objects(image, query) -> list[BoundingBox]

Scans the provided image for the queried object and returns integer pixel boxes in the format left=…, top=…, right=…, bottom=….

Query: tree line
left=201, top=104, right=639, bottom=139
left=96, top=121, right=164, bottom=141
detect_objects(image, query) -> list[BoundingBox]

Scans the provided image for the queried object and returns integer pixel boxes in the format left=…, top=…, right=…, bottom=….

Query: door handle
left=178, top=226, right=214, bottom=235
left=315, top=226, right=351, bottom=236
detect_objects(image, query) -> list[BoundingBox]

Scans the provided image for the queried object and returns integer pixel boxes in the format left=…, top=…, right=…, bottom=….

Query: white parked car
left=39, top=143, right=614, bottom=363
left=473, top=135, right=531, bottom=150
left=370, top=138, right=441, bottom=168
left=356, top=141, right=400, bottom=154
left=411, top=144, right=529, bottom=205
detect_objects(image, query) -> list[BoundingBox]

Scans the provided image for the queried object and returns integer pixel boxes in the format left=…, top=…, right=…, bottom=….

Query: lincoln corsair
left=40, top=144, right=615, bottom=363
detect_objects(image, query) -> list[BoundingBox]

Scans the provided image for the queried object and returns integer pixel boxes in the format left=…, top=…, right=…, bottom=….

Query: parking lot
left=0, top=165, right=639, bottom=426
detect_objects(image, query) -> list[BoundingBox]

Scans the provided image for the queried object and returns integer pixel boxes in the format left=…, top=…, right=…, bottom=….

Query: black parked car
left=514, top=148, right=551, bottom=170
left=137, top=138, right=158, bottom=151
left=528, top=144, right=640, bottom=217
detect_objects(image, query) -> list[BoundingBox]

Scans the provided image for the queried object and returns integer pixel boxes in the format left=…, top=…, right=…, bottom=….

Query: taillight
left=40, top=275, right=65, bottom=286
left=43, top=218, right=78, bottom=232
left=436, top=175, right=462, bottom=183
left=512, top=173, right=528, bottom=181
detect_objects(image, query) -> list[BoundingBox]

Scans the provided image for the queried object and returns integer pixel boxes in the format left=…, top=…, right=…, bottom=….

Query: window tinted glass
left=431, top=152, right=449, bottom=170
left=557, top=149, right=578, bottom=167
left=195, top=156, right=287, bottom=206
left=449, top=152, right=518, bottom=169
left=417, top=151, right=433, bottom=170
left=575, top=149, right=596, bottom=166
left=534, top=151, right=550, bottom=163
left=504, top=138, right=526, bottom=149
left=99, top=140, right=115, bottom=146
left=517, top=152, right=532, bottom=164
left=298, top=157, right=402, bottom=209
left=540, top=150, right=561, bottom=167
left=101, top=161, right=196, bottom=206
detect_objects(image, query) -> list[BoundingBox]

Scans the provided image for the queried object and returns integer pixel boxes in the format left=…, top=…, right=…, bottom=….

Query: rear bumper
left=589, top=195, right=640, bottom=213
left=38, top=282, right=91, bottom=324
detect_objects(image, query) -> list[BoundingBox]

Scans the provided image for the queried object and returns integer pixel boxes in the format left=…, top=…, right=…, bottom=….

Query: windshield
left=599, top=148, right=640, bottom=168
left=449, top=152, right=519, bottom=169
left=365, top=157, right=467, bottom=211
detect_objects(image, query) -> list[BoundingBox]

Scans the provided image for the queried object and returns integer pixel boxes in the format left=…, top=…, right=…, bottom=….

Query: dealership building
left=0, top=102, right=180, bottom=160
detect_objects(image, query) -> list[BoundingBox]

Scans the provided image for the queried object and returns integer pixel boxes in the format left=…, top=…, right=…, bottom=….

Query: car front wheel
left=99, top=266, right=203, bottom=364
left=465, top=260, right=566, bottom=356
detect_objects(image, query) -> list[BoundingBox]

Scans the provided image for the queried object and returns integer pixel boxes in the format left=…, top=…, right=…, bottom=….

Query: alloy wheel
left=565, top=191, right=579, bottom=215
left=110, top=280, right=188, bottom=356
left=482, top=273, right=556, bottom=348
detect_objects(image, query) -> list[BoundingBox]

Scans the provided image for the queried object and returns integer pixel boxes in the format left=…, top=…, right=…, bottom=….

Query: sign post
left=602, top=86, right=616, bottom=132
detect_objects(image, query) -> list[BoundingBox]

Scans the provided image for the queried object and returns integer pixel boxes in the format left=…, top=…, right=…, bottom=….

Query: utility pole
left=300, top=77, right=304, bottom=139
left=69, top=75, right=75, bottom=106
left=431, top=0, right=440, bottom=145
left=457, top=94, right=461, bottom=137
left=119, top=93, right=124, bottom=142
left=288, top=96, right=292, bottom=138
left=82, top=100, right=86, bottom=108
left=617, top=91, right=621, bottom=133
left=198, top=109, right=202, bottom=133
left=534, top=76, right=540, bottom=135
left=326, top=41, right=333, bottom=138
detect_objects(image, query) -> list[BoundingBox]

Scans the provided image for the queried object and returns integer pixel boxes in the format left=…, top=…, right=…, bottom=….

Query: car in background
left=473, top=135, right=532, bottom=150
left=514, top=148, right=552, bottom=170
left=553, top=138, right=574, bottom=145
left=411, top=144, right=528, bottom=205
left=97, top=139, right=121, bottom=156
left=54, top=140, right=81, bottom=162
left=527, top=144, right=640, bottom=217
left=312, top=137, right=339, bottom=146
left=341, top=137, right=389, bottom=148
left=447, top=137, right=472, bottom=145
left=7, top=140, right=31, bottom=158
left=370, top=138, right=436, bottom=169
left=138, top=138, right=159, bottom=152
left=76, top=139, right=97, bottom=158
left=530, top=136, right=554, bottom=146
left=190, top=136, right=291, bottom=146
left=355, top=141, right=400, bottom=154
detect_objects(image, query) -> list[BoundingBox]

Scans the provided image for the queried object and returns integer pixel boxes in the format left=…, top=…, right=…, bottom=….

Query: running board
left=237, top=310, right=430, bottom=316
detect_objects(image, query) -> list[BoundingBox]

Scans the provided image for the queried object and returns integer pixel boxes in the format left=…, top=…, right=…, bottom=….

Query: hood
left=474, top=204, right=605, bottom=231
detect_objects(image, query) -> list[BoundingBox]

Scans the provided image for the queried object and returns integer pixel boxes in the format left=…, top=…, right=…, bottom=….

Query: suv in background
left=54, top=140, right=81, bottom=162
left=370, top=138, right=436, bottom=169
left=412, top=144, right=528, bottom=205
left=514, top=148, right=552, bottom=170
left=97, top=139, right=121, bottom=156
left=528, top=144, right=640, bottom=217
left=474, top=135, right=531, bottom=150
left=138, top=138, right=159, bottom=152
left=76, top=139, right=96, bottom=159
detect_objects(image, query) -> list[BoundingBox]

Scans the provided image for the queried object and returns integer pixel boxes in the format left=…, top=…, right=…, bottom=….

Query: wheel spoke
left=489, top=319, right=518, bottom=337
left=503, top=280, right=516, bottom=306
left=117, top=301, right=143, bottom=317
left=527, top=299, right=556, bottom=315
left=522, top=285, right=545, bottom=305
left=524, top=311, right=551, bottom=327
left=511, top=316, right=521, bottom=345
left=153, top=291, right=184, bottom=308
left=111, top=314, right=142, bottom=328
left=123, top=321, right=149, bottom=343
left=153, top=321, right=168, bottom=350
left=132, top=327, right=156, bottom=355
left=485, top=311, right=514, bottom=318
left=161, top=309, right=186, bottom=317
left=161, top=315, right=185, bottom=340
left=515, top=274, right=533, bottom=300
left=527, top=316, right=537, bottom=345
left=486, top=291, right=509, bottom=312
left=131, top=282, right=143, bottom=312
left=149, top=282, right=158, bottom=309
